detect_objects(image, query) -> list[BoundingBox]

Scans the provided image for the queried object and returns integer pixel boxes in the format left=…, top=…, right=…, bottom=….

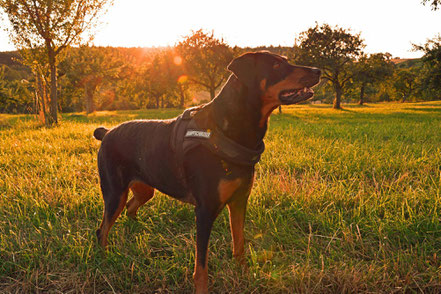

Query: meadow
left=1, top=102, right=441, bottom=293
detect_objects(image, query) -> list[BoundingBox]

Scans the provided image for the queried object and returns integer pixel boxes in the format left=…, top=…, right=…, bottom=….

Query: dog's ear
left=227, top=53, right=257, bottom=87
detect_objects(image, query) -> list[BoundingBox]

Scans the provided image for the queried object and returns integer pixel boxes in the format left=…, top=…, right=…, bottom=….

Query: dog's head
left=228, top=51, right=321, bottom=125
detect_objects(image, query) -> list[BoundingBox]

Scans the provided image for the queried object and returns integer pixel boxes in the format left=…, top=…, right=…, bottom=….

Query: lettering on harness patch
left=185, top=129, right=211, bottom=139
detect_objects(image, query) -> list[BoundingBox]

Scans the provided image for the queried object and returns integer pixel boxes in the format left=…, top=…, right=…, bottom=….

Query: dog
left=94, top=51, right=320, bottom=293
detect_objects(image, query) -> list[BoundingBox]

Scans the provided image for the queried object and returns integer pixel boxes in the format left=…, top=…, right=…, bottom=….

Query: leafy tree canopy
left=176, top=29, right=233, bottom=100
left=422, top=0, right=440, bottom=10
left=352, top=53, right=394, bottom=104
left=0, top=0, right=112, bottom=125
left=393, top=67, right=420, bottom=102
left=296, top=23, right=365, bottom=109
left=413, top=35, right=441, bottom=98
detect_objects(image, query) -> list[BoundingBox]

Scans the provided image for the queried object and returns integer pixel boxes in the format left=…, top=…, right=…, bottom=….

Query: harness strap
left=171, top=106, right=265, bottom=186
left=170, top=106, right=202, bottom=186
left=199, top=127, right=264, bottom=166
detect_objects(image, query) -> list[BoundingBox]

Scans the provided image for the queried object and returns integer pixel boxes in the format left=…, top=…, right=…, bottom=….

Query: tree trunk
left=155, top=96, right=159, bottom=108
left=401, top=94, right=408, bottom=103
left=278, top=105, right=282, bottom=113
left=333, top=84, right=342, bottom=109
left=179, top=86, right=185, bottom=108
left=209, top=87, right=215, bottom=100
left=180, top=95, right=185, bottom=108
left=358, top=83, right=365, bottom=105
left=36, top=74, right=48, bottom=123
left=85, top=83, right=96, bottom=114
left=34, top=89, right=38, bottom=115
left=48, top=50, right=58, bottom=125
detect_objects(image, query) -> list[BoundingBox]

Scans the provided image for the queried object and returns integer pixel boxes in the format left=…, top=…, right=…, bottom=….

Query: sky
left=0, top=0, right=440, bottom=58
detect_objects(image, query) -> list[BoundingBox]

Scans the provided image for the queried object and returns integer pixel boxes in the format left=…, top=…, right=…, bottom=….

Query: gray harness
left=170, top=107, right=265, bottom=183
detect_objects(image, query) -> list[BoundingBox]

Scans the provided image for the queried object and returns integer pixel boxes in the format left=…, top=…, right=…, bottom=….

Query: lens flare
left=173, top=56, right=183, bottom=65
left=178, top=75, right=188, bottom=83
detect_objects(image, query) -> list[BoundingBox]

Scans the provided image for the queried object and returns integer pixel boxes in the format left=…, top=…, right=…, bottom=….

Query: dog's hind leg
left=126, top=181, right=155, bottom=219
left=96, top=171, right=129, bottom=248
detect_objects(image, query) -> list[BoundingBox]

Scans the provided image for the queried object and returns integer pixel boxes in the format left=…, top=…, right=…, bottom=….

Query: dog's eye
left=273, top=62, right=281, bottom=69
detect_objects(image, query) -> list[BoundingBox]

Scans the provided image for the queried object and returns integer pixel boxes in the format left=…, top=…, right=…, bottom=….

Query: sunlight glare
left=178, top=75, right=188, bottom=83
left=174, top=56, right=183, bottom=65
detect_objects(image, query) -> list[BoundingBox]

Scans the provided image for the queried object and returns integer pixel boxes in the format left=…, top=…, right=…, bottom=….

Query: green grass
left=1, top=102, right=441, bottom=293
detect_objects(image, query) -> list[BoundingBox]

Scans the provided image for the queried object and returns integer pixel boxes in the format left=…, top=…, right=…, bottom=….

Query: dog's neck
left=210, top=74, right=268, bottom=150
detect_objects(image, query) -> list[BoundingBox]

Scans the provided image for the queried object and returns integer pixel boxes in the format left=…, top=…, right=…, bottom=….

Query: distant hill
left=0, top=51, right=23, bottom=67
left=391, top=58, right=422, bottom=68
left=391, top=58, right=412, bottom=64
left=0, top=51, right=31, bottom=81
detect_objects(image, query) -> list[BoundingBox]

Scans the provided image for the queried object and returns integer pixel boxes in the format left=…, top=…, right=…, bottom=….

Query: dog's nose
left=311, top=67, right=321, bottom=77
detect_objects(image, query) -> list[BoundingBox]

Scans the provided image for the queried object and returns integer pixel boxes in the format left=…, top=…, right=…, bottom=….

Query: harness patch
left=185, top=129, right=211, bottom=139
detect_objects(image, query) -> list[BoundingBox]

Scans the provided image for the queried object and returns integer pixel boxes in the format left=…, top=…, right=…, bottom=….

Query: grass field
left=1, top=102, right=441, bottom=293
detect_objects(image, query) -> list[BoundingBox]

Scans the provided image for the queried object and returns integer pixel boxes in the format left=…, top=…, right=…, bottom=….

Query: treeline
left=0, top=30, right=237, bottom=114
left=0, top=28, right=440, bottom=114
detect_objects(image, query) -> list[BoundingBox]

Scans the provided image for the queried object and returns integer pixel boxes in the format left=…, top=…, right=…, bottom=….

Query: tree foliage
left=413, top=35, right=441, bottom=99
left=392, top=67, right=420, bottom=102
left=0, top=65, right=33, bottom=113
left=0, top=0, right=112, bottom=125
left=422, top=0, right=440, bottom=10
left=296, top=23, right=365, bottom=109
left=352, top=53, right=394, bottom=105
left=59, top=46, right=127, bottom=113
left=176, top=30, right=233, bottom=100
left=58, top=46, right=191, bottom=112
left=142, top=49, right=180, bottom=108
left=2, top=26, right=441, bottom=114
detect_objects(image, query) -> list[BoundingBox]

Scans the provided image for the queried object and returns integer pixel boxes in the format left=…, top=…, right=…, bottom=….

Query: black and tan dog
left=94, top=51, right=320, bottom=293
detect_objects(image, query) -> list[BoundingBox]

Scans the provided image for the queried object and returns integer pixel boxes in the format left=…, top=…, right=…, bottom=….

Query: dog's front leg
left=193, top=205, right=220, bottom=294
left=227, top=194, right=249, bottom=265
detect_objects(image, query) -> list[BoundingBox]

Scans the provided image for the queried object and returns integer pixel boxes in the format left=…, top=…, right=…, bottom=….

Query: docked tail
left=93, top=127, right=109, bottom=141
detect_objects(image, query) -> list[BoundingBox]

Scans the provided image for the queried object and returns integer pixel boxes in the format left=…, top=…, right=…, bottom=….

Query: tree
left=296, top=23, right=365, bottom=109
left=176, top=30, right=233, bottom=100
left=142, top=50, right=179, bottom=108
left=0, top=0, right=112, bottom=125
left=176, top=74, right=190, bottom=108
left=393, top=68, right=420, bottom=102
left=352, top=53, right=394, bottom=105
left=0, top=64, right=33, bottom=113
left=413, top=35, right=441, bottom=99
left=422, top=0, right=440, bottom=10
left=161, top=48, right=190, bottom=108
left=60, top=46, right=126, bottom=113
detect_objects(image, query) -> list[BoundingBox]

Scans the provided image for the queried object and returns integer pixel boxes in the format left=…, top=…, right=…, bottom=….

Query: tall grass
left=1, top=102, right=440, bottom=293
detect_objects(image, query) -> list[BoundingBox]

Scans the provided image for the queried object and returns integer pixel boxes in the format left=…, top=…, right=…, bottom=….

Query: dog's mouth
left=279, top=87, right=314, bottom=105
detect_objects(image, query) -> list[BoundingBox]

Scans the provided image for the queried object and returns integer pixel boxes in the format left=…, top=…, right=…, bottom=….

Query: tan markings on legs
left=193, top=250, right=209, bottom=294
left=228, top=175, right=253, bottom=264
left=98, top=189, right=128, bottom=248
left=126, top=181, right=155, bottom=219
left=218, top=178, right=242, bottom=204
left=227, top=197, right=249, bottom=264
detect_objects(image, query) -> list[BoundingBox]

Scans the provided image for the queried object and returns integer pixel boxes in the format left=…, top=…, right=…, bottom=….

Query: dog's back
left=96, top=119, right=187, bottom=199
